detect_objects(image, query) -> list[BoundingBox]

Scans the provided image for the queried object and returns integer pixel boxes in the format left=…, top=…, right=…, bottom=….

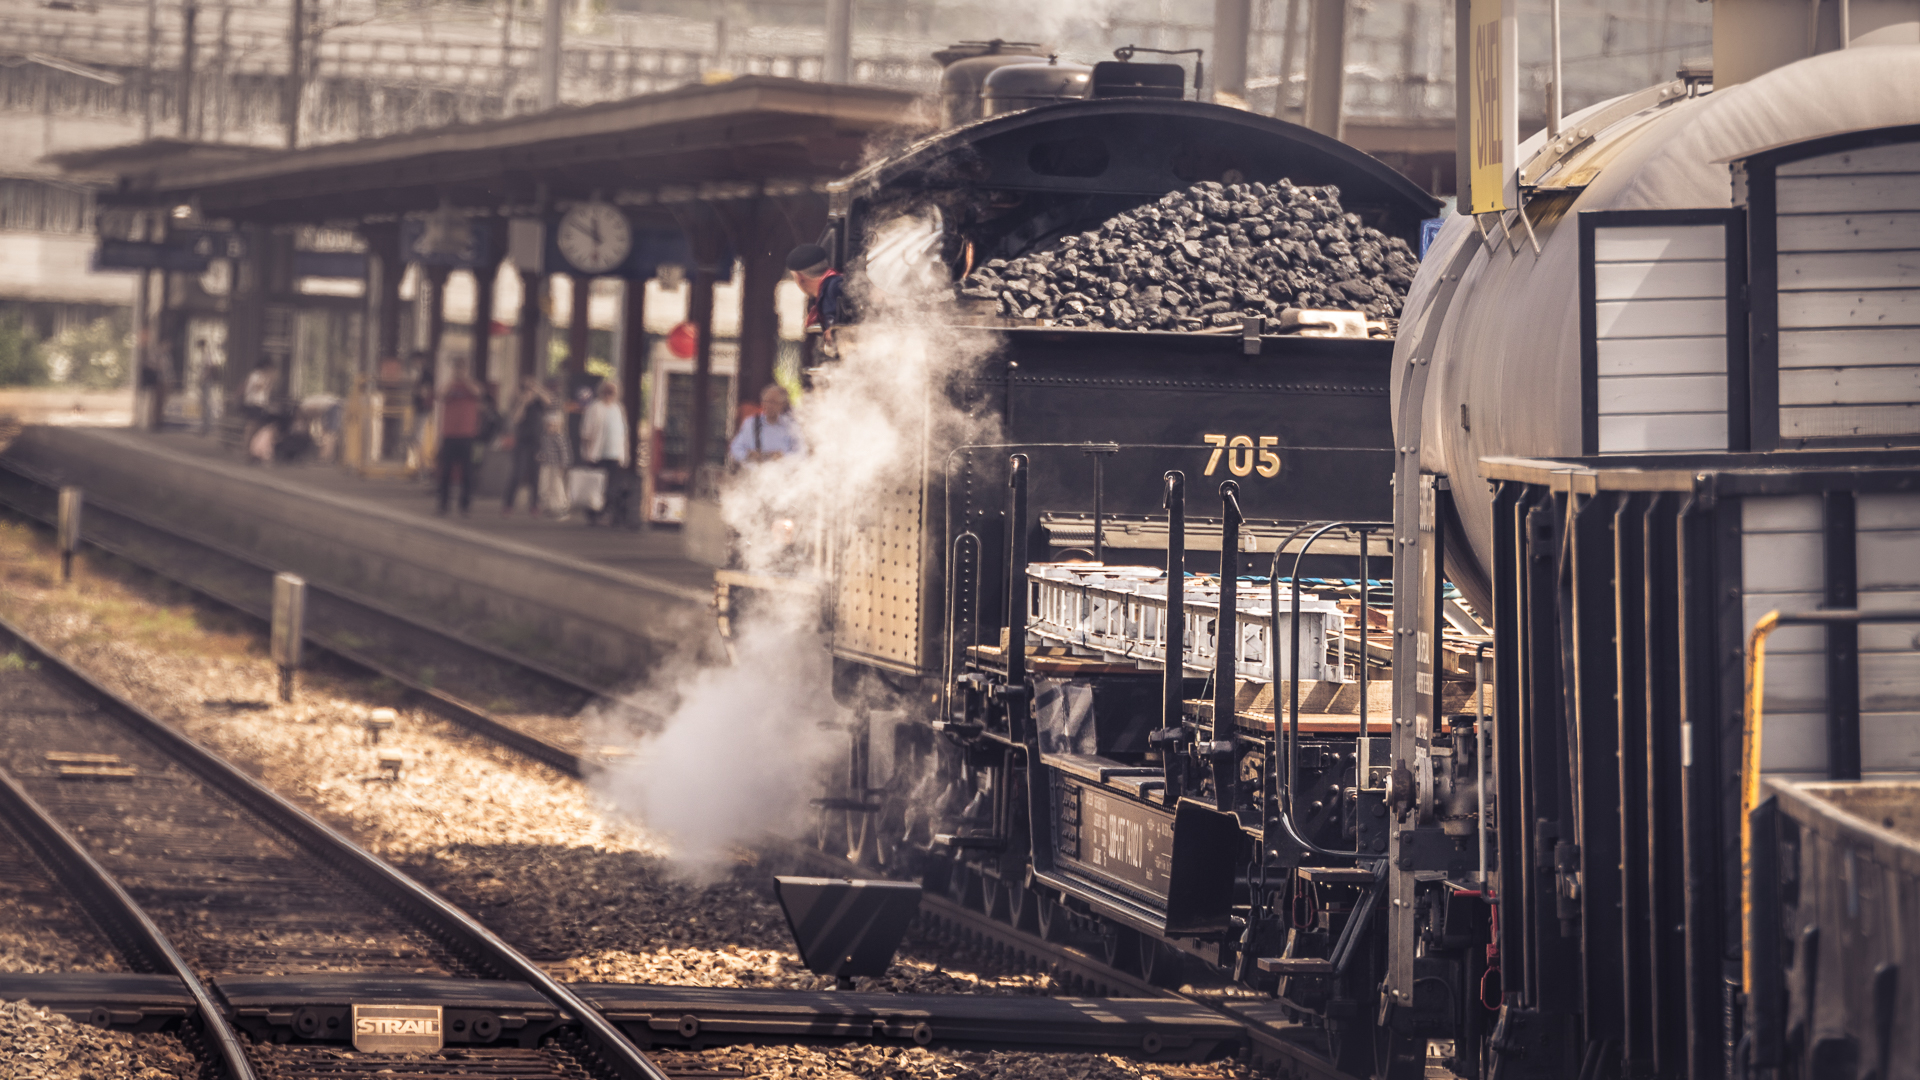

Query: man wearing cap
left=786, top=244, right=849, bottom=356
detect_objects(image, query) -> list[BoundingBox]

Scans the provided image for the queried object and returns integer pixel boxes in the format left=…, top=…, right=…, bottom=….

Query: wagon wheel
left=841, top=808, right=870, bottom=865
left=1137, top=935, right=1184, bottom=988
left=1034, top=892, right=1069, bottom=942
left=814, top=803, right=845, bottom=853
left=1005, top=882, right=1038, bottom=932
left=1100, top=924, right=1142, bottom=974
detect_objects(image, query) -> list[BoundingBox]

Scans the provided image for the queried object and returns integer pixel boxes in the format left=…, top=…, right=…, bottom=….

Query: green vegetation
left=0, top=311, right=47, bottom=386
left=44, top=316, right=133, bottom=390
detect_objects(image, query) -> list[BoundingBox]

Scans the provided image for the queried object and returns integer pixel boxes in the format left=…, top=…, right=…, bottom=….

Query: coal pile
left=959, top=178, right=1417, bottom=330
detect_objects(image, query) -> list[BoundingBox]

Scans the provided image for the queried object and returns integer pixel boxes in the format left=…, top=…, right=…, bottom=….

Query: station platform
left=0, top=425, right=719, bottom=689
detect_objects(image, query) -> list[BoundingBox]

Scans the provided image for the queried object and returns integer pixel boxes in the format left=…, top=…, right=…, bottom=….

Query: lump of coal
left=961, top=179, right=1419, bottom=330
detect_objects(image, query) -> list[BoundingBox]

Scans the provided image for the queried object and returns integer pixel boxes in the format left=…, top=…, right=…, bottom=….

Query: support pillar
left=736, top=199, right=783, bottom=410
left=364, top=223, right=404, bottom=364
left=686, top=262, right=718, bottom=476
left=1211, top=0, right=1251, bottom=102
left=566, top=273, right=591, bottom=376
left=471, top=261, right=498, bottom=381
left=424, top=264, right=452, bottom=369
left=225, top=223, right=268, bottom=408
left=621, top=277, right=648, bottom=473
left=1303, top=0, right=1348, bottom=140
left=517, top=269, right=542, bottom=380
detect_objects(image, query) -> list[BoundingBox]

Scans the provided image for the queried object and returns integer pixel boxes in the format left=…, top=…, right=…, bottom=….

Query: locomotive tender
left=791, top=32, right=1920, bottom=1080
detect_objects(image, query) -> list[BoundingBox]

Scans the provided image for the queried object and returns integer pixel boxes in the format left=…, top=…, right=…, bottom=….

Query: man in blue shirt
left=728, top=384, right=804, bottom=466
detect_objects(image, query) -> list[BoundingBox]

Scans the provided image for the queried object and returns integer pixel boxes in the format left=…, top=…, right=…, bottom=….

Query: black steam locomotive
left=788, top=68, right=1453, bottom=1079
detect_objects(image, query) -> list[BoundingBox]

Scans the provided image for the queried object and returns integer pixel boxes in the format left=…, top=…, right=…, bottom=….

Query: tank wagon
left=784, top=34, right=1920, bottom=1080
left=1384, top=43, right=1920, bottom=1080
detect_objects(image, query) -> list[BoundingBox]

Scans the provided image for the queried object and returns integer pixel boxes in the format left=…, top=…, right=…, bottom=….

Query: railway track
left=0, top=456, right=1353, bottom=1079
left=0, top=612, right=669, bottom=1080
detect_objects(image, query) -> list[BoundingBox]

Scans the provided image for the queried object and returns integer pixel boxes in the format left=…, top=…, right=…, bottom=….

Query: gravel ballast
left=958, top=178, right=1417, bottom=328
left=0, top=519, right=1263, bottom=1078
left=0, top=522, right=1038, bottom=995
left=0, top=999, right=198, bottom=1080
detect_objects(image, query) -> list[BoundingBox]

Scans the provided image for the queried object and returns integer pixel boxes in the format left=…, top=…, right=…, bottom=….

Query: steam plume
left=589, top=211, right=999, bottom=877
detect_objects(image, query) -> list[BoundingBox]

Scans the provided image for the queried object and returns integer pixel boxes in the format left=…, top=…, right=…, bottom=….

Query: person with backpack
left=727, top=383, right=804, bottom=466
left=435, top=370, right=482, bottom=516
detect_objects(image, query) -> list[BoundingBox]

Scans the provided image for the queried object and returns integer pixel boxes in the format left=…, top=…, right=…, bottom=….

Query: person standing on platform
left=536, top=410, right=573, bottom=519
left=577, top=382, right=629, bottom=526
left=502, top=375, right=548, bottom=515
left=727, top=383, right=804, bottom=466
left=435, top=370, right=481, bottom=516
left=408, top=359, right=436, bottom=475
left=241, top=360, right=275, bottom=464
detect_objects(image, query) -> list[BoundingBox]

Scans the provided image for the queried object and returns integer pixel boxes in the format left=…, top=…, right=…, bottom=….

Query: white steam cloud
left=588, top=210, right=999, bottom=878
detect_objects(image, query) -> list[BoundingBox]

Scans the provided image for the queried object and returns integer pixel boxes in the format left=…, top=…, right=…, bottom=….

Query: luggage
left=538, top=465, right=571, bottom=516
left=567, top=466, right=606, bottom=512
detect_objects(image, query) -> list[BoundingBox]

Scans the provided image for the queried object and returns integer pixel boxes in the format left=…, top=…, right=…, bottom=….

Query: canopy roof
left=58, top=76, right=919, bottom=224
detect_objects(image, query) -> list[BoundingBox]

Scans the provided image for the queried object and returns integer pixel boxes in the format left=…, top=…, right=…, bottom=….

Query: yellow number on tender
left=1201, top=435, right=1283, bottom=478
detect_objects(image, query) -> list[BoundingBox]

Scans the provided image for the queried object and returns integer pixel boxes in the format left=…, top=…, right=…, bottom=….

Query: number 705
left=1202, top=434, right=1282, bottom=478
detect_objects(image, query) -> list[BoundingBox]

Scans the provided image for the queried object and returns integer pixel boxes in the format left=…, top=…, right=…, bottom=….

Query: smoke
left=587, top=210, right=999, bottom=879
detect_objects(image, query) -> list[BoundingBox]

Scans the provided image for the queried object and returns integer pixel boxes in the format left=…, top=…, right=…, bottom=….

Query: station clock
left=556, top=201, right=632, bottom=275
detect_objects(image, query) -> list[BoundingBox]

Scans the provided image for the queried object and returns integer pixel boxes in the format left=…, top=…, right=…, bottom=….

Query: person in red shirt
left=436, top=370, right=482, bottom=516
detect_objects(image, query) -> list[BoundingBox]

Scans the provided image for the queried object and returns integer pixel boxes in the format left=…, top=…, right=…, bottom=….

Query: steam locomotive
left=783, top=38, right=1920, bottom=1080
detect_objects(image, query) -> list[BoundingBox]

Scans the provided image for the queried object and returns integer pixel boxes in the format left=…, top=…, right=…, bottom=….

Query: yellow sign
left=1468, top=0, right=1508, bottom=214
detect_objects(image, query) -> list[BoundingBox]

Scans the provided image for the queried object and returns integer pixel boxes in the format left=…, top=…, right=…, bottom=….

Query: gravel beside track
left=0, top=660, right=458, bottom=978
left=0, top=999, right=198, bottom=1080
left=0, top=520, right=1045, bottom=995
left=0, top=814, right=121, bottom=974
left=0, top=518, right=1262, bottom=1078
left=648, top=1045, right=1258, bottom=1079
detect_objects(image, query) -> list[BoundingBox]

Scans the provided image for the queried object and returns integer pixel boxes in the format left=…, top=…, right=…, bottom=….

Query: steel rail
left=0, top=765, right=258, bottom=1080
left=1, top=457, right=1361, bottom=1078
left=0, top=456, right=606, bottom=777
left=0, top=612, right=670, bottom=1080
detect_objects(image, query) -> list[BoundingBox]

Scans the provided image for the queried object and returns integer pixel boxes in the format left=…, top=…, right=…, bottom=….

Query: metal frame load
left=1476, top=451, right=1919, bottom=1077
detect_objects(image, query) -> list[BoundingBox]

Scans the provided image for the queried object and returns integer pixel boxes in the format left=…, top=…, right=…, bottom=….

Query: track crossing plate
left=352, top=1003, right=444, bottom=1052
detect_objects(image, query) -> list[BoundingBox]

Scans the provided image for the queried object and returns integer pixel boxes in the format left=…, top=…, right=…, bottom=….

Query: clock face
left=557, top=202, right=633, bottom=275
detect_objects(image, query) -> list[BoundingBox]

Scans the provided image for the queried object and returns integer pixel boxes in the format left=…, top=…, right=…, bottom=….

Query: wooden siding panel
left=1592, top=224, right=1725, bottom=262
left=1778, top=212, right=1920, bottom=252
left=1780, top=328, right=1920, bottom=368
left=1777, top=288, right=1920, bottom=329
left=1596, top=335, right=1727, bottom=375
left=1778, top=174, right=1920, bottom=214
left=1779, top=403, right=1920, bottom=438
left=1858, top=493, right=1920, bottom=531
left=1779, top=364, right=1920, bottom=405
left=1777, top=142, right=1920, bottom=177
left=1780, top=250, right=1920, bottom=291
left=1594, top=297, right=1727, bottom=338
left=1595, top=413, right=1726, bottom=453
left=1596, top=374, right=1727, bottom=414
left=1594, top=259, right=1727, bottom=301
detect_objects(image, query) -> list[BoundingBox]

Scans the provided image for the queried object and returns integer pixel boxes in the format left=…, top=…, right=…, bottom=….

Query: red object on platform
left=489, top=319, right=511, bottom=337
left=667, top=321, right=699, bottom=359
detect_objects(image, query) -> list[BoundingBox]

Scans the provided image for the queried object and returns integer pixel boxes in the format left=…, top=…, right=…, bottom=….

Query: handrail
left=1741, top=607, right=1920, bottom=999
left=1265, top=520, right=1390, bottom=861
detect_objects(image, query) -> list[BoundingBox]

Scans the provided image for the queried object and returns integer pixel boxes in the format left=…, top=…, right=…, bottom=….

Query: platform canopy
left=59, top=76, right=919, bottom=224
left=58, top=76, right=925, bottom=465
